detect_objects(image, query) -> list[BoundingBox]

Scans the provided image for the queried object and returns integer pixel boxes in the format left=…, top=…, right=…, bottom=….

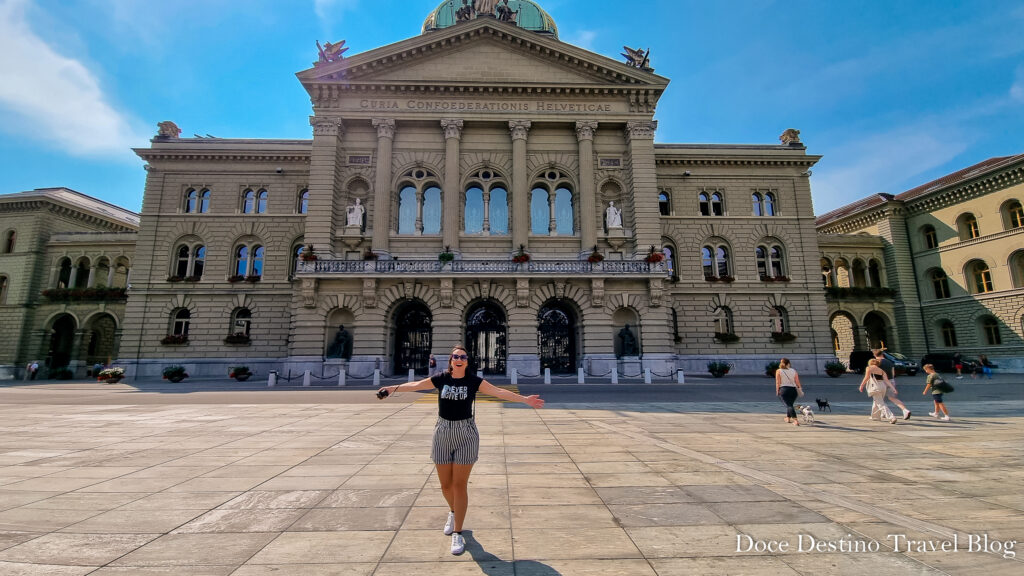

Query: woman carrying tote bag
left=860, top=358, right=898, bottom=424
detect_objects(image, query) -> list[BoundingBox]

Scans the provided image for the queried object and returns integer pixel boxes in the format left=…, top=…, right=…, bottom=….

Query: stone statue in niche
left=346, top=198, right=365, bottom=229
left=326, top=325, right=352, bottom=359
left=618, top=324, right=638, bottom=356
left=605, top=201, right=623, bottom=230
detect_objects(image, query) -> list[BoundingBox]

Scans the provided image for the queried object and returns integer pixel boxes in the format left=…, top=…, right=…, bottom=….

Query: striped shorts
left=431, top=417, right=479, bottom=465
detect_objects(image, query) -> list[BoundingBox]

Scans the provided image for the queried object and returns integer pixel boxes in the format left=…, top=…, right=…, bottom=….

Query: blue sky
left=1, top=0, right=1022, bottom=215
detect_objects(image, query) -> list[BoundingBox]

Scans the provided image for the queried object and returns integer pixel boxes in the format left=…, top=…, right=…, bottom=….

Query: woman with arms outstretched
left=377, top=344, right=544, bottom=555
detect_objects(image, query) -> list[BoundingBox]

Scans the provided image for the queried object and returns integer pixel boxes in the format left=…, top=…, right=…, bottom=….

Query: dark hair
left=779, top=358, right=791, bottom=369
left=446, top=345, right=469, bottom=374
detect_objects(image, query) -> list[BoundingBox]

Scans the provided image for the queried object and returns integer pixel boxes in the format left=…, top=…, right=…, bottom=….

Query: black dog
left=815, top=398, right=831, bottom=412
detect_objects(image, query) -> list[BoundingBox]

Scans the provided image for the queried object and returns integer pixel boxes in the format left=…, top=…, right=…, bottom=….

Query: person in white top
left=774, top=358, right=803, bottom=426
left=859, top=358, right=898, bottom=424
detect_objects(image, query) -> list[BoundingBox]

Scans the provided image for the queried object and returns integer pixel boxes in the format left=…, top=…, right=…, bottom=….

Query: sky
left=1, top=0, right=1022, bottom=215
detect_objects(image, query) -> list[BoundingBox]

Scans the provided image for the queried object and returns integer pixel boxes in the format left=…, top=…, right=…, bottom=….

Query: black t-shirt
left=431, top=372, right=483, bottom=421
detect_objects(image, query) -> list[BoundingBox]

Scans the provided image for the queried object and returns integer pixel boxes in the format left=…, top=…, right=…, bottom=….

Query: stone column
left=68, top=266, right=78, bottom=289
left=308, top=116, right=344, bottom=255
left=86, top=266, right=96, bottom=288
left=509, top=120, right=531, bottom=250
left=107, top=266, right=116, bottom=287
left=576, top=121, right=598, bottom=251
left=441, top=119, right=464, bottom=252
left=625, top=121, right=660, bottom=253
left=372, top=118, right=396, bottom=255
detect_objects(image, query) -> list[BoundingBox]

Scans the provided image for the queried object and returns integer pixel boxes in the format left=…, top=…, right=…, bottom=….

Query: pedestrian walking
left=29, top=361, right=39, bottom=380
left=775, top=358, right=803, bottom=426
left=874, top=349, right=911, bottom=419
left=975, top=354, right=996, bottom=380
left=922, top=364, right=951, bottom=421
left=860, top=358, right=898, bottom=424
left=376, top=345, right=544, bottom=555
left=954, top=352, right=964, bottom=379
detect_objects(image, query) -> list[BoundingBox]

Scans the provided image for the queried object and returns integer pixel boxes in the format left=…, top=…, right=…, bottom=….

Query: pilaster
left=625, top=120, right=660, bottom=253
left=441, top=119, right=464, bottom=252
left=510, top=120, right=531, bottom=251
left=576, top=121, right=598, bottom=251
left=308, top=116, right=345, bottom=256
left=372, top=119, right=396, bottom=255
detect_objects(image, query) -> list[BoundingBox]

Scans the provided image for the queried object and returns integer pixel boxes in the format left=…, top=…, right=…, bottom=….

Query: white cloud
left=566, top=29, right=597, bottom=51
left=314, top=0, right=359, bottom=30
left=812, top=124, right=969, bottom=214
left=0, top=0, right=144, bottom=157
left=1011, top=65, right=1024, bottom=103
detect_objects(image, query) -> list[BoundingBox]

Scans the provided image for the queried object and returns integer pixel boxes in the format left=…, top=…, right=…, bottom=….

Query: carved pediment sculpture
left=315, top=40, right=348, bottom=66
left=621, top=46, right=653, bottom=72
left=780, top=128, right=802, bottom=145
left=156, top=121, right=181, bottom=139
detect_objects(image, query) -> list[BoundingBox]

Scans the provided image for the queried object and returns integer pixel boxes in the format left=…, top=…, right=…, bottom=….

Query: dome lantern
left=423, top=0, right=559, bottom=39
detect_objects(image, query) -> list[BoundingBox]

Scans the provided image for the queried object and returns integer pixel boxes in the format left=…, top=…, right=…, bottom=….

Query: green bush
left=765, top=361, right=781, bottom=377
left=707, top=361, right=731, bottom=378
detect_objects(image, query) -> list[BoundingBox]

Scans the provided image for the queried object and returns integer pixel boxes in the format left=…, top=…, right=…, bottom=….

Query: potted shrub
left=300, top=244, right=317, bottom=262
left=97, top=367, right=125, bottom=383
left=512, top=244, right=530, bottom=264
left=714, top=332, right=740, bottom=344
left=160, top=334, right=189, bottom=345
left=229, top=366, right=252, bottom=381
left=765, top=361, right=781, bottom=377
left=223, top=333, right=251, bottom=345
left=587, top=246, right=604, bottom=264
left=162, top=365, right=188, bottom=383
left=644, top=246, right=664, bottom=263
left=707, top=361, right=731, bottom=378
left=438, top=245, right=455, bottom=263
left=771, top=332, right=797, bottom=343
left=825, top=360, right=847, bottom=378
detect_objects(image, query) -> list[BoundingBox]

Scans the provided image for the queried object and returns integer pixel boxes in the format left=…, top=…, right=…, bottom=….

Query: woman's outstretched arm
left=479, top=380, right=544, bottom=409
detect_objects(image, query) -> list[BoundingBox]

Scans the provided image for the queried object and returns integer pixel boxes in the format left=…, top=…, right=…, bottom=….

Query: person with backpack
left=922, top=364, right=952, bottom=421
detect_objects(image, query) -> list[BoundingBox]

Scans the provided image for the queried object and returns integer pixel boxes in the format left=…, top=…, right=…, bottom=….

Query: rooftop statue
left=780, top=128, right=802, bottom=146
left=456, top=0, right=473, bottom=22
left=315, top=40, right=348, bottom=65
left=496, top=0, right=518, bottom=22
left=474, top=0, right=499, bottom=16
left=156, top=121, right=181, bottom=139
left=621, top=46, right=652, bottom=72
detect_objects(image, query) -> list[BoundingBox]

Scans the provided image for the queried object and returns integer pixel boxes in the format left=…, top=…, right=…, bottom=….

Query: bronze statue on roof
left=622, top=46, right=652, bottom=72
left=496, top=0, right=518, bottom=22
left=315, top=40, right=348, bottom=66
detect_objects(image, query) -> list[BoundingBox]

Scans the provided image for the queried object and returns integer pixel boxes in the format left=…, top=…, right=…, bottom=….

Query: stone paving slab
left=0, top=399, right=1023, bottom=574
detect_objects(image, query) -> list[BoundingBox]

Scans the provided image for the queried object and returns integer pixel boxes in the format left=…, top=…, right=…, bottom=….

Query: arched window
left=192, top=246, right=206, bottom=279
left=851, top=259, right=868, bottom=288
left=255, top=189, right=268, bottom=214
left=231, top=308, right=252, bottom=337
left=770, top=306, right=789, bottom=334
left=184, top=189, right=198, bottom=213
left=1012, top=251, right=1024, bottom=288
left=713, top=306, right=733, bottom=335
left=291, top=243, right=304, bottom=277
left=821, top=258, right=834, bottom=287
left=57, top=258, right=72, bottom=288
left=172, top=309, right=190, bottom=336
left=554, top=187, right=574, bottom=235
left=235, top=246, right=249, bottom=276
left=396, top=168, right=442, bottom=235
left=930, top=269, right=951, bottom=299
left=968, top=260, right=993, bottom=294
left=4, top=230, right=15, bottom=253
left=751, top=193, right=763, bottom=216
left=530, top=187, right=549, bottom=235
left=940, top=321, right=958, bottom=347
left=702, top=243, right=731, bottom=278
left=658, top=192, right=670, bottom=216
left=710, top=193, right=724, bottom=216
left=251, top=246, right=265, bottom=278
left=921, top=225, right=938, bottom=249
left=464, top=186, right=484, bottom=234
left=1002, top=200, right=1023, bottom=230
left=702, top=247, right=714, bottom=278
left=73, top=258, right=90, bottom=289
left=981, top=316, right=1001, bottom=345
left=0, top=276, right=8, bottom=305
left=868, top=259, right=882, bottom=287
left=175, top=245, right=190, bottom=278
left=297, top=189, right=309, bottom=214
left=490, top=187, right=508, bottom=235
left=957, top=213, right=980, bottom=240
left=770, top=246, right=785, bottom=278
left=464, top=169, right=508, bottom=235
left=662, top=244, right=675, bottom=276
left=699, top=193, right=711, bottom=216
left=242, top=189, right=256, bottom=214
left=764, top=193, right=776, bottom=216
left=756, top=247, right=768, bottom=278
left=199, top=189, right=210, bottom=213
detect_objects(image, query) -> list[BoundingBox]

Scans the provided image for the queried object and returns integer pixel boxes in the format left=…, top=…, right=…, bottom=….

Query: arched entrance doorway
left=48, top=314, right=76, bottom=369
left=864, top=312, right=889, bottom=350
left=86, top=314, right=118, bottom=366
left=538, top=301, right=577, bottom=374
left=393, top=301, right=432, bottom=375
left=465, top=301, right=507, bottom=375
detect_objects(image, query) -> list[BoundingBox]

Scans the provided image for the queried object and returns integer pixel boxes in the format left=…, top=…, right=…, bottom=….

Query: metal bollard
left=408, top=369, right=415, bottom=382
left=338, top=369, right=346, bottom=387
left=511, top=368, right=518, bottom=385
left=577, top=367, right=584, bottom=384
left=373, top=369, right=380, bottom=387
left=544, top=367, right=551, bottom=384
left=611, top=367, right=618, bottom=384
left=644, top=367, right=652, bottom=384
left=302, top=370, right=311, bottom=387
left=677, top=370, right=685, bottom=384
left=268, top=370, right=277, bottom=387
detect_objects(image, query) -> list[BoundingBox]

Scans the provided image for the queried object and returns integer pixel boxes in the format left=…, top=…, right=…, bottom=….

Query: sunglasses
left=451, top=354, right=469, bottom=360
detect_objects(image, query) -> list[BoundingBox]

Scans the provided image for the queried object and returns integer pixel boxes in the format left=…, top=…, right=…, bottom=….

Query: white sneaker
left=928, top=412, right=938, bottom=418
left=443, top=511, right=455, bottom=535
left=941, top=415, right=950, bottom=421
left=451, top=532, right=465, bottom=555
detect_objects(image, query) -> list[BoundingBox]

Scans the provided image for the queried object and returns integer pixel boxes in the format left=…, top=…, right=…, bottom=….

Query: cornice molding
left=136, top=151, right=311, bottom=163
left=905, top=165, right=1024, bottom=215
left=817, top=209, right=890, bottom=235
left=0, top=199, right=136, bottom=231
left=657, top=157, right=818, bottom=168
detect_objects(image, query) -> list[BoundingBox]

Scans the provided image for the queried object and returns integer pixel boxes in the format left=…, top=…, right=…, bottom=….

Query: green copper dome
left=422, top=0, right=559, bottom=39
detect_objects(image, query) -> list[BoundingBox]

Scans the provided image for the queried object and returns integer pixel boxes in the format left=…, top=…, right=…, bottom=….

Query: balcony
left=295, top=259, right=667, bottom=278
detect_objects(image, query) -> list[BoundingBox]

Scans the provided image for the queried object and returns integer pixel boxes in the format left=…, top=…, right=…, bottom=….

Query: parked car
left=920, top=353, right=977, bottom=374
left=848, top=350, right=919, bottom=375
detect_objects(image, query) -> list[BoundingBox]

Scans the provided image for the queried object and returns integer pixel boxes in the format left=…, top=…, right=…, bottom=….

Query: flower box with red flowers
left=223, top=333, right=251, bottom=345
left=771, top=332, right=797, bottom=343
left=184, top=275, right=202, bottom=283
left=644, top=252, right=664, bottom=263
left=227, top=275, right=245, bottom=283
left=167, top=275, right=184, bottom=283
left=160, top=334, right=189, bottom=345
left=244, top=275, right=261, bottom=283
left=587, top=252, right=605, bottom=264
left=760, top=275, right=790, bottom=282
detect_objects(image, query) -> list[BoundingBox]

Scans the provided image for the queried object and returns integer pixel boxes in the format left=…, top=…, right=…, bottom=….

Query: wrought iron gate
left=466, top=303, right=507, bottom=375
left=538, top=303, right=576, bottom=374
left=394, top=302, right=432, bottom=375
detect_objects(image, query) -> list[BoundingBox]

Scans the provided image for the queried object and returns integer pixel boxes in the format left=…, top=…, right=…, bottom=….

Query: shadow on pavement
left=464, top=531, right=562, bottom=575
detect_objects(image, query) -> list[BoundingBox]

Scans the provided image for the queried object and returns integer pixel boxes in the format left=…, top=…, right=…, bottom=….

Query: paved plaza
left=0, top=381, right=1023, bottom=575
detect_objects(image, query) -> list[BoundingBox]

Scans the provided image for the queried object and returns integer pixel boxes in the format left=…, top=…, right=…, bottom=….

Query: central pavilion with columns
left=117, top=0, right=834, bottom=379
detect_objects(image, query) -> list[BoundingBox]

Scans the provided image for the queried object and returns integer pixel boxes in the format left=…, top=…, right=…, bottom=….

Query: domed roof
left=422, top=0, right=559, bottom=39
